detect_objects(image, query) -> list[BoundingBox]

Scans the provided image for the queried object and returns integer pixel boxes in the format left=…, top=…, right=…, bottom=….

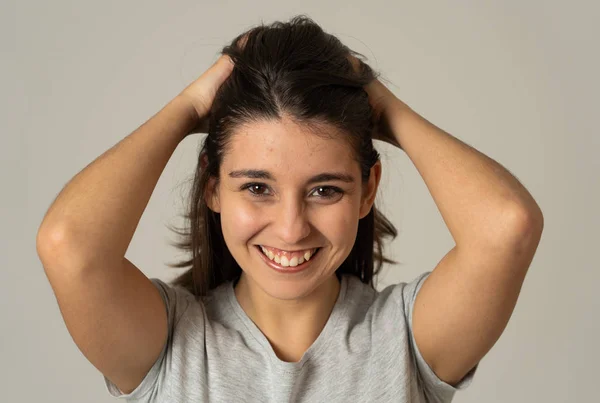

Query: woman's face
left=207, top=117, right=380, bottom=300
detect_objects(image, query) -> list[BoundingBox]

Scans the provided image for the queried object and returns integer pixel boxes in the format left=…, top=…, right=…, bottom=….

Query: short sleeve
left=103, top=278, right=196, bottom=401
left=401, top=271, right=478, bottom=402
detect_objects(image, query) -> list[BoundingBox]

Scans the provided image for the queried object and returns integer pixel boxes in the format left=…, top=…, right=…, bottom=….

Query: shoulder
left=341, top=272, right=430, bottom=314
left=149, top=278, right=207, bottom=329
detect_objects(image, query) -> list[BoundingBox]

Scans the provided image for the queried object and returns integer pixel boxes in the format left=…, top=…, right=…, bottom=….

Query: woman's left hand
left=348, top=55, right=410, bottom=150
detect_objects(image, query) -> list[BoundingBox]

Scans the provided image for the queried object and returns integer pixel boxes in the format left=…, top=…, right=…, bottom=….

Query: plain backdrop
left=3, top=1, right=598, bottom=402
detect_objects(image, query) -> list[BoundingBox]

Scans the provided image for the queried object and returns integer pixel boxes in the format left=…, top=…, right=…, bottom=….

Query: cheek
left=315, top=203, right=360, bottom=247
left=221, top=199, right=264, bottom=242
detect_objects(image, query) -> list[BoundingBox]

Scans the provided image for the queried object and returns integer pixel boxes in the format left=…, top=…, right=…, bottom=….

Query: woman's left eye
left=310, top=186, right=343, bottom=199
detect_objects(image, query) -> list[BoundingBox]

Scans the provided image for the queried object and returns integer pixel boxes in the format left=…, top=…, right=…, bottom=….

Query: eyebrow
left=228, top=169, right=355, bottom=185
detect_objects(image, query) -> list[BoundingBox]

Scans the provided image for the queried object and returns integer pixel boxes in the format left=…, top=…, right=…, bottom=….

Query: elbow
left=36, top=224, right=87, bottom=269
left=508, top=203, right=544, bottom=239
left=495, top=203, right=544, bottom=253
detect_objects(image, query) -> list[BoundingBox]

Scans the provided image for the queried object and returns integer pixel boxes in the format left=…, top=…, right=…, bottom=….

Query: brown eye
left=241, top=183, right=271, bottom=196
left=311, top=186, right=344, bottom=199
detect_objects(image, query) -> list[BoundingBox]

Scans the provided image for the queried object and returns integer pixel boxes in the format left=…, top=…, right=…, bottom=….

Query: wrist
left=387, top=100, right=417, bottom=146
left=170, top=95, right=201, bottom=138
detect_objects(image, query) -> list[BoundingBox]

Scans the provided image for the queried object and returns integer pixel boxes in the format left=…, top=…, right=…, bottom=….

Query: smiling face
left=206, top=116, right=381, bottom=301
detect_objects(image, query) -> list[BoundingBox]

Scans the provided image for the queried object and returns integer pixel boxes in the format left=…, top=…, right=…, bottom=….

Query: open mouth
left=255, top=245, right=321, bottom=269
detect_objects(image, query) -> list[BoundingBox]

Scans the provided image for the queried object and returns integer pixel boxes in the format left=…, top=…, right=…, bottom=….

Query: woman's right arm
left=35, top=96, right=197, bottom=394
left=35, top=54, right=234, bottom=395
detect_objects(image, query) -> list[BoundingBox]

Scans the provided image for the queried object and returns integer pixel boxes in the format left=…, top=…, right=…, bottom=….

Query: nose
left=273, top=196, right=311, bottom=246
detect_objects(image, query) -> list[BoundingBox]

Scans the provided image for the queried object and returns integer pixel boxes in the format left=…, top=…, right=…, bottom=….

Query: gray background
left=3, top=1, right=597, bottom=402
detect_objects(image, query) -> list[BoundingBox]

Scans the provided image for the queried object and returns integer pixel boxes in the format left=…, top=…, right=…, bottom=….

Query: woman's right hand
left=177, top=54, right=235, bottom=135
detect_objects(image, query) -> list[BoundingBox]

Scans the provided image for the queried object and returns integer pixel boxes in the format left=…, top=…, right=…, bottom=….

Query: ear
left=205, top=176, right=221, bottom=213
left=201, top=153, right=221, bottom=213
left=359, top=160, right=382, bottom=219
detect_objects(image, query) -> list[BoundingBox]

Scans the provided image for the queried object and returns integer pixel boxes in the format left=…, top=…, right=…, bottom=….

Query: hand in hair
left=348, top=54, right=409, bottom=150
left=178, top=54, right=235, bottom=135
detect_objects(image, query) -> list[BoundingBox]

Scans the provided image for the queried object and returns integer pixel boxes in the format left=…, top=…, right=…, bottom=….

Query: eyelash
left=240, top=183, right=344, bottom=199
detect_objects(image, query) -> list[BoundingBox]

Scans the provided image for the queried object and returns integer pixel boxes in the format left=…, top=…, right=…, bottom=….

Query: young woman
left=37, top=15, right=544, bottom=403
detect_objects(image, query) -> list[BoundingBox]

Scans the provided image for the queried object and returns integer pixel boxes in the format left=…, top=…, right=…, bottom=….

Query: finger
left=236, top=32, right=250, bottom=49
left=201, top=55, right=234, bottom=89
left=347, top=54, right=361, bottom=73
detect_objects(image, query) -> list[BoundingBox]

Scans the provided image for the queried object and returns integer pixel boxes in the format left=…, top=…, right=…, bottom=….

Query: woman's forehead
left=222, top=118, right=358, bottom=174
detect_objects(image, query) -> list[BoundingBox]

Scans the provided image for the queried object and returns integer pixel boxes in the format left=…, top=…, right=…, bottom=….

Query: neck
left=233, top=272, right=341, bottom=346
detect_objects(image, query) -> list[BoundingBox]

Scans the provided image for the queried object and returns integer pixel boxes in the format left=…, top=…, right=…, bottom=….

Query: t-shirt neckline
left=226, top=274, right=350, bottom=373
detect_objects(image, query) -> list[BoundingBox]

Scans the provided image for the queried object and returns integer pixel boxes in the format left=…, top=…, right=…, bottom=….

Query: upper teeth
left=260, top=246, right=317, bottom=267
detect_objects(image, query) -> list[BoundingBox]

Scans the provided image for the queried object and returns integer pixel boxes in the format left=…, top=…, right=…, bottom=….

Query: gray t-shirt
left=104, top=271, right=478, bottom=402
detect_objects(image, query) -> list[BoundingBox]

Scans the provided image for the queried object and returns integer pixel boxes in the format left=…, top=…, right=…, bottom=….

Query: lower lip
left=255, top=246, right=320, bottom=274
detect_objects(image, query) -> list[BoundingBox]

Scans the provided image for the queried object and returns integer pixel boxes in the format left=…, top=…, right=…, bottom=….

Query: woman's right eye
left=241, top=183, right=270, bottom=197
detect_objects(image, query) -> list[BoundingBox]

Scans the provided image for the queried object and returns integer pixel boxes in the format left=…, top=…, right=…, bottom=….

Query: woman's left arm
left=382, top=85, right=544, bottom=386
